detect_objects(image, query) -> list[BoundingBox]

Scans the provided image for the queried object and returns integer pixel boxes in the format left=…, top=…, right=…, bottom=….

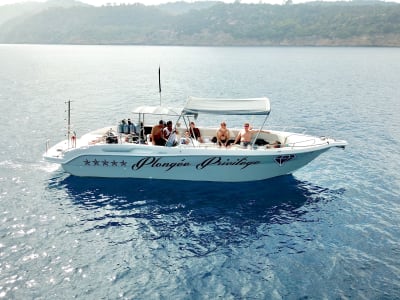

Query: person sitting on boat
left=189, top=121, right=203, bottom=143
left=151, top=120, right=166, bottom=146
left=163, top=120, right=172, bottom=137
left=266, top=140, right=282, bottom=149
left=217, top=121, right=230, bottom=147
left=234, top=123, right=270, bottom=148
left=105, top=128, right=118, bottom=144
left=164, top=120, right=178, bottom=147
left=180, top=131, right=191, bottom=145
left=180, top=131, right=199, bottom=146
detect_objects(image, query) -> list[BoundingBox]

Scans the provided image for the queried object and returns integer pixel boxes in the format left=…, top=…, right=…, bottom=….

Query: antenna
left=158, top=66, right=162, bottom=106
left=65, top=100, right=71, bottom=148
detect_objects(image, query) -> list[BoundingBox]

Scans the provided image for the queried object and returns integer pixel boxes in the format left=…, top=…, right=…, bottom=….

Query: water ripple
left=46, top=174, right=345, bottom=255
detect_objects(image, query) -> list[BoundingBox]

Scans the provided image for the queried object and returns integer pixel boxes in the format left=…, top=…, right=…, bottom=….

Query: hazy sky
left=1, top=0, right=280, bottom=5
left=1, top=0, right=398, bottom=6
left=0, top=0, right=339, bottom=6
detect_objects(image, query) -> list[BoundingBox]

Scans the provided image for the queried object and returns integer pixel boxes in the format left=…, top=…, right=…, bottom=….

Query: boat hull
left=54, top=146, right=332, bottom=182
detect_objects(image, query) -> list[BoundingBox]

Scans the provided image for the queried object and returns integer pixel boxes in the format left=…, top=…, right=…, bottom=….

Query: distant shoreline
left=1, top=42, right=399, bottom=47
left=1, top=1, right=399, bottom=47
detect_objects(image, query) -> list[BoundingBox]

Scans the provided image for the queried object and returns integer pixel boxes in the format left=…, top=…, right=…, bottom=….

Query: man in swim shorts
left=234, top=123, right=269, bottom=148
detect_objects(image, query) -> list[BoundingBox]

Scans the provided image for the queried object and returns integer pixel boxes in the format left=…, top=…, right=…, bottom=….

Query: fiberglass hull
left=49, top=143, right=337, bottom=182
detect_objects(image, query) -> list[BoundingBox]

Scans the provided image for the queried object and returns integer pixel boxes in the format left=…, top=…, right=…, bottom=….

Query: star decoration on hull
left=83, top=158, right=128, bottom=167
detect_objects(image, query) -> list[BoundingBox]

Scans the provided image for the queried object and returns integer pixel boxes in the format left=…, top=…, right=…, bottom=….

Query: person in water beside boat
left=234, top=122, right=270, bottom=148
left=216, top=121, right=231, bottom=147
left=151, top=120, right=166, bottom=146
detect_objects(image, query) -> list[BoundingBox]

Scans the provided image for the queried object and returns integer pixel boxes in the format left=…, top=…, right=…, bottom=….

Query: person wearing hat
left=150, top=120, right=166, bottom=146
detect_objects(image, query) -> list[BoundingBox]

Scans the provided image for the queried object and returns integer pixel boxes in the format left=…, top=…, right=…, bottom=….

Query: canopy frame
left=178, top=96, right=272, bottom=148
left=181, top=96, right=271, bottom=116
left=132, top=106, right=181, bottom=141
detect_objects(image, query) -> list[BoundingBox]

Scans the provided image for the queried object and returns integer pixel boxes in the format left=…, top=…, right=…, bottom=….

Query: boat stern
left=43, top=140, right=70, bottom=163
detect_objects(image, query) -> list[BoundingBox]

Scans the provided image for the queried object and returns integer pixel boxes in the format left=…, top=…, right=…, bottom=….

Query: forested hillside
left=0, top=1, right=399, bottom=46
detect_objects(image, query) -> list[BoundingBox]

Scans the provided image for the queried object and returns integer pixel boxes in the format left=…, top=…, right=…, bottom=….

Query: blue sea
left=0, top=45, right=400, bottom=299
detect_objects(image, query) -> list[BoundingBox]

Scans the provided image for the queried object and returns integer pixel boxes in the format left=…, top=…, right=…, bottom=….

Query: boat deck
left=80, top=126, right=284, bottom=148
left=44, top=125, right=344, bottom=163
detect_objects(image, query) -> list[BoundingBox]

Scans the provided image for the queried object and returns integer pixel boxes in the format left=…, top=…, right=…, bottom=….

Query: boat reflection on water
left=47, top=173, right=344, bottom=253
left=48, top=173, right=344, bottom=222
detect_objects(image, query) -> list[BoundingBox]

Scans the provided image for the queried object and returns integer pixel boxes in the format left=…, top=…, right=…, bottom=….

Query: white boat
left=43, top=97, right=347, bottom=182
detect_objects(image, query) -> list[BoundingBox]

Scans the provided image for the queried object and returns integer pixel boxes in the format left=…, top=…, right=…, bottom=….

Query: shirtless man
left=234, top=122, right=269, bottom=147
left=216, top=121, right=230, bottom=147
left=151, top=120, right=166, bottom=146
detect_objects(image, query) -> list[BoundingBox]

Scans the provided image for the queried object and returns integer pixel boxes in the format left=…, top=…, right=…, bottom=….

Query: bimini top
left=132, top=106, right=181, bottom=115
left=181, top=97, right=271, bottom=116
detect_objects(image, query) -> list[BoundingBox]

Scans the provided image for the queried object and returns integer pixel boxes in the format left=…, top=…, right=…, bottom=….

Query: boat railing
left=285, top=136, right=330, bottom=149
left=267, top=126, right=307, bottom=134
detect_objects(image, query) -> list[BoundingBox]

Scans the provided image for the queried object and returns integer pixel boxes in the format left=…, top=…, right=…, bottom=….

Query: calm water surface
left=0, top=45, right=400, bottom=299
